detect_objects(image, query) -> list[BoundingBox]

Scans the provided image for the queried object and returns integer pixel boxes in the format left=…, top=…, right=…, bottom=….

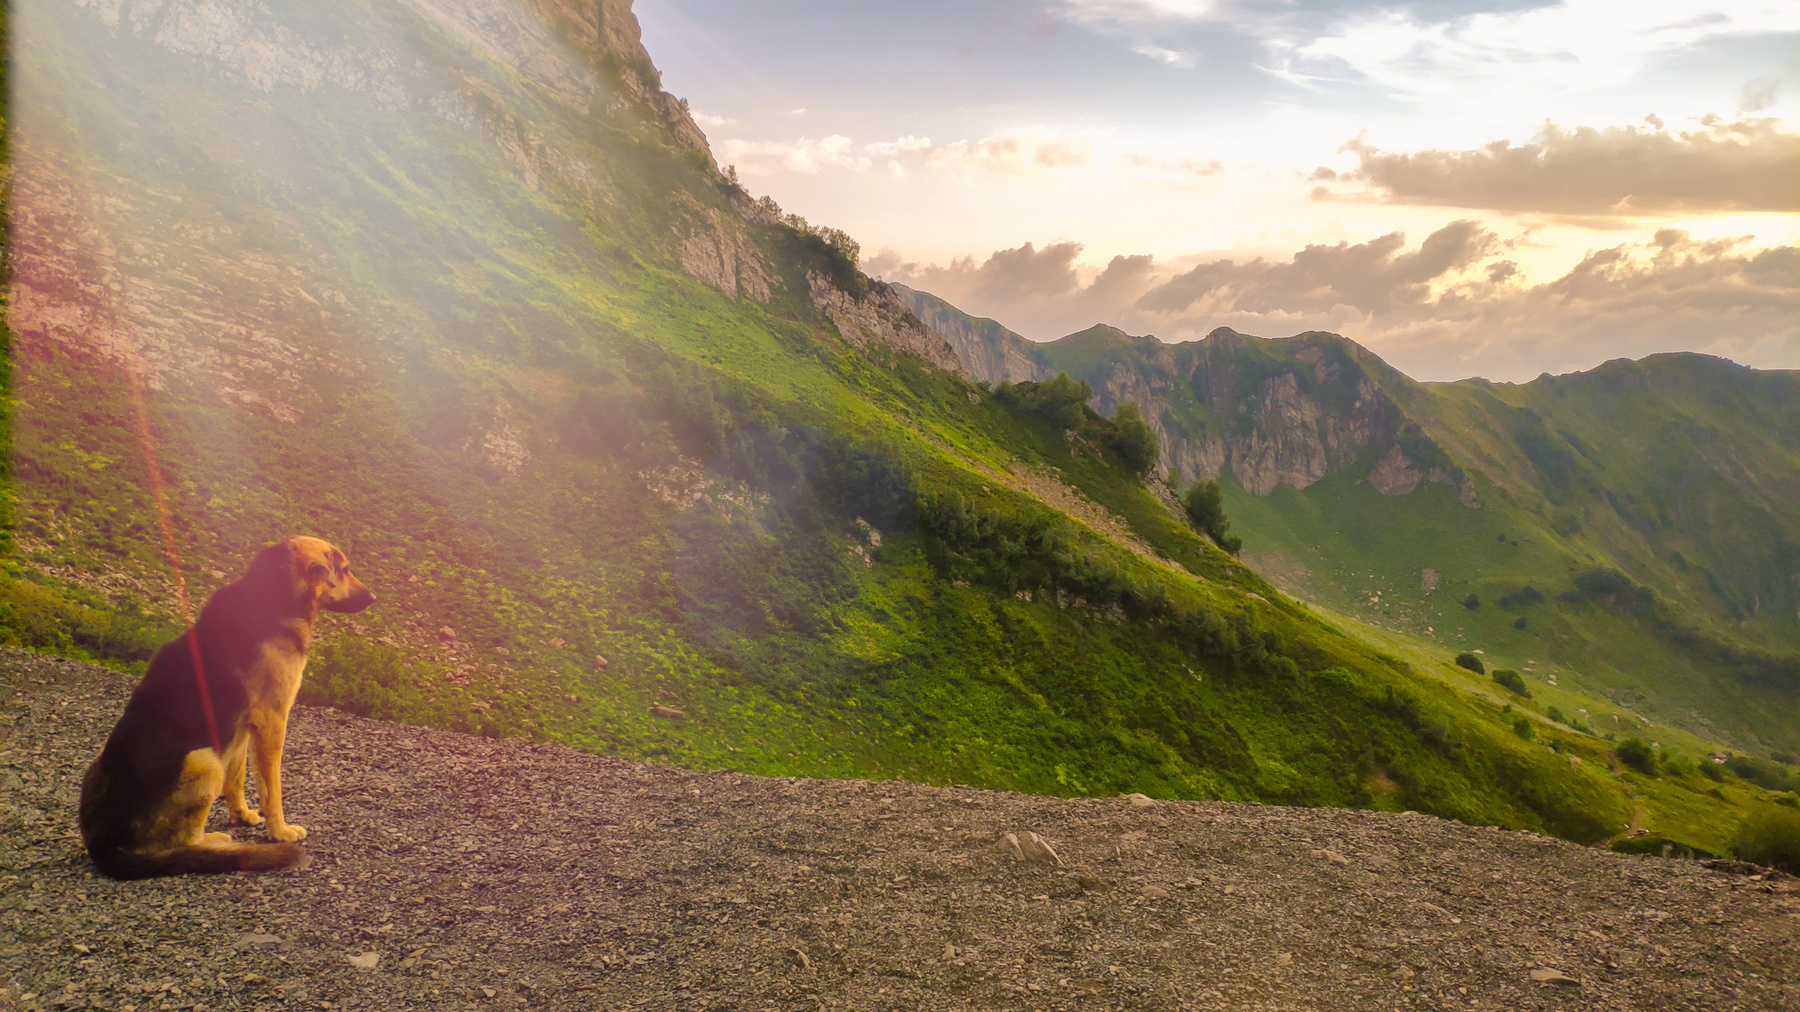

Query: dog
left=80, top=536, right=374, bottom=879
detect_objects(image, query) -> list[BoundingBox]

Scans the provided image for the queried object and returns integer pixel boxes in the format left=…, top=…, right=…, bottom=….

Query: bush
left=1610, top=834, right=1716, bottom=860
left=1491, top=668, right=1530, bottom=696
left=1512, top=616, right=1528, bottom=631
left=1183, top=480, right=1238, bottom=553
left=1453, top=652, right=1485, bottom=674
left=1615, top=737, right=1658, bottom=776
left=1732, top=806, right=1800, bottom=873
left=1462, top=593, right=1480, bottom=610
left=1726, top=755, right=1800, bottom=793
left=1699, top=761, right=1724, bottom=782
left=1107, top=403, right=1159, bottom=475
left=1512, top=716, right=1535, bottom=740
left=1498, top=586, right=1545, bottom=610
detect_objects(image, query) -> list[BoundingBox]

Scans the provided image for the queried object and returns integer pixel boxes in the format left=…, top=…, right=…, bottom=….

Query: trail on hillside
left=1, top=650, right=1794, bottom=1012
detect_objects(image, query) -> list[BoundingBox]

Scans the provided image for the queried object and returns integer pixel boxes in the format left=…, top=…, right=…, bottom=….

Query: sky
left=635, top=0, right=1800, bottom=381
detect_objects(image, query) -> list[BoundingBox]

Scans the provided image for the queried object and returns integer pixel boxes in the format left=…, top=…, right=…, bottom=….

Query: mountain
left=6, top=0, right=1797, bottom=857
left=890, top=286, right=1800, bottom=756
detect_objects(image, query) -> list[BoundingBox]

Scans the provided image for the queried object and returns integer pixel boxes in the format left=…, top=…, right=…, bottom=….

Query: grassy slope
left=941, top=302, right=1800, bottom=758
left=6, top=0, right=1791, bottom=854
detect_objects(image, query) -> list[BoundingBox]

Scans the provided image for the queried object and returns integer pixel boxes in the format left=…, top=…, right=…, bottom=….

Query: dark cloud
left=1345, top=117, right=1800, bottom=215
left=866, top=242, right=1159, bottom=338
left=1140, top=220, right=1497, bottom=314
left=873, top=226, right=1798, bottom=382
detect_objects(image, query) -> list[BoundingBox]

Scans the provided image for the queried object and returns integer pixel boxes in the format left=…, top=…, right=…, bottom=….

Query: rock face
left=890, top=284, right=1050, bottom=386
left=6, top=652, right=1796, bottom=1012
left=889, top=283, right=1481, bottom=504
left=806, top=276, right=965, bottom=375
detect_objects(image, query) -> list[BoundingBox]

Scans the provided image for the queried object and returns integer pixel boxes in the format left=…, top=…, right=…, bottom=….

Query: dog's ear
left=307, top=560, right=337, bottom=588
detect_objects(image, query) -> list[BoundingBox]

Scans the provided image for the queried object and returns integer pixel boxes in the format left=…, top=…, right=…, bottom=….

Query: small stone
left=347, top=951, right=379, bottom=970
left=1530, top=968, right=1578, bottom=985
left=942, top=944, right=958, bottom=960
left=1001, top=831, right=1064, bottom=866
left=234, top=933, right=284, bottom=949
left=438, top=626, right=457, bottom=643
left=564, top=693, right=579, bottom=703
left=71, top=943, right=91, bottom=954
left=790, top=948, right=813, bottom=971
left=1124, top=793, right=1158, bottom=807
left=547, top=637, right=566, bottom=647
left=481, top=986, right=497, bottom=998
left=648, top=704, right=686, bottom=720
left=1313, top=848, right=1351, bottom=866
left=595, top=654, right=610, bottom=668
left=1141, top=885, right=1170, bottom=900
left=1274, top=952, right=1294, bottom=966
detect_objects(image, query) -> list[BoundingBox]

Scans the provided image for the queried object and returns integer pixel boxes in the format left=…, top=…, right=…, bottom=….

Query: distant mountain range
left=892, top=283, right=1800, bottom=754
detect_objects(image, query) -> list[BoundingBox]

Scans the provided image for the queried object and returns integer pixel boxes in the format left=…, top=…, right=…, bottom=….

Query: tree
left=1108, top=403, right=1159, bottom=476
left=1453, top=651, right=1485, bottom=674
left=1029, top=373, right=1092, bottom=430
left=1183, top=479, right=1239, bottom=554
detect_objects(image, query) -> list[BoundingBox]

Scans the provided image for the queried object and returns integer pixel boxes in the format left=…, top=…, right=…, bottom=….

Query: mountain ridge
left=889, top=284, right=1800, bottom=755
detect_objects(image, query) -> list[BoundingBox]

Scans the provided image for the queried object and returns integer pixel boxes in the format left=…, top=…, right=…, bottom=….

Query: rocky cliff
left=887, top=287, right=1475, bottom=502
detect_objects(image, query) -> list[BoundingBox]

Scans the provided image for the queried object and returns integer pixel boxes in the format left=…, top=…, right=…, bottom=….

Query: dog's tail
left=89, top=841, right=308, bottom=881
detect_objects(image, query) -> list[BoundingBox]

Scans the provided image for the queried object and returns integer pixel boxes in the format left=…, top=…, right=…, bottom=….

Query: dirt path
left=2, top=650, right=1795, bottom=1011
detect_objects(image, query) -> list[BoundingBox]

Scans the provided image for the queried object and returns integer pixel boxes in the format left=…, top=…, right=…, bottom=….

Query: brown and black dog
left=80, top=536, right=374, bottom=879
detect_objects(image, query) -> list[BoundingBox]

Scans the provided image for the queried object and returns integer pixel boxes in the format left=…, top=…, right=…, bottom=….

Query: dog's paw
left=270, top=823, right=307, bottom=843
left=202, top=831, right=233, bottom=845
left=231, top=808, right=265, bottom=827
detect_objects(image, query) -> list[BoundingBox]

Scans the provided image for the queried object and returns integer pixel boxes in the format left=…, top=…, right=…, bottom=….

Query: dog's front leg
left=249, top=709, right=306, bottom=843
left=224, top=733, right=263, bottom=826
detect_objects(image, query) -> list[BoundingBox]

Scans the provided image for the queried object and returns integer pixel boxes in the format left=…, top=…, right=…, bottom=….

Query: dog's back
left=80, top=566, right=307, bottom=878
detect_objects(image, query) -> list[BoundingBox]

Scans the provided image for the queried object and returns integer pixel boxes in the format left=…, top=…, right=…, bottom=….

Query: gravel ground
left=2, top=649, right=1795, bottom=1011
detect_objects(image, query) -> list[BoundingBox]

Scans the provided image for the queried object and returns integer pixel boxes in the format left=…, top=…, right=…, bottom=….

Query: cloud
left=720, top=135, right=870, bottom=174
left=875, top=226, right=1798, bottom=381
left=721, top=128, right=1091, bottom=178
left=869, top=241, right=1158, bottom=338
left=1284, top=1, right=1800, bottom=104
left=1140, top=220, right=1498, bottom=315
left=1345, top=117, right=1800, bottom=216
left=925, top=127, right=1095, bottom=174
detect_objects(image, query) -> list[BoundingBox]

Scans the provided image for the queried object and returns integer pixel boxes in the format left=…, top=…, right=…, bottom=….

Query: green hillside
left=893, top=289, right=1800, bottom=760
left=6, top=0, right=1795, bottom=857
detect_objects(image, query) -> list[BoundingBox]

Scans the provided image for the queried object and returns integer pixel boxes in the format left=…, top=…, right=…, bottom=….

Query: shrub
left=1615, top=737, right=1658, bottom=776
left=1610, top=834, right=1717, bottom=860
left=1491, top=668, right=1530, bottom=697
left=1462, top=593, right=1480, bottom=610
left=1547, top=705, right=1566, bottom=723
left=1107, top=403, right=1159, bottom=475
left=1498, top=586, right=1544, bottom=610
left=1512, top=716, right=1536, bottom=740
left=1183, top=480, right=1238, bottom=553
left=1726, top=755, right=1800, bottom=793
left=1512, top=616, right=1528, bottom=631
left=1453, top=652, right=1485, bottom=674
left=1732, top=806, right=1800, bottom=873
left=1699, top=761, right=1724, bottom=782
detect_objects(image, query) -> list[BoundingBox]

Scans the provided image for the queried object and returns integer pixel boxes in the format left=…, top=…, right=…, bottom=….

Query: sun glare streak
left=25, top=3, right=223, bottom=753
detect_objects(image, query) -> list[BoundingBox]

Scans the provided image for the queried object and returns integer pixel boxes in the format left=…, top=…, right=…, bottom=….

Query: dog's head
left=253, top=536, right=376, bottom=614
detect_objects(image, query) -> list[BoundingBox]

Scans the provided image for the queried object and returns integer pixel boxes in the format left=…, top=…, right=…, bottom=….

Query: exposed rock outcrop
left=806, top=275, right=964, bottom=375
left=889, top=284, right=1049, bottom=386
left=675, top=199, right=775, bottom=303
